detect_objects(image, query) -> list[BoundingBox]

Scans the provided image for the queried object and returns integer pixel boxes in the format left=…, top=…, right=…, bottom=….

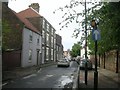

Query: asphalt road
left=2, top=61, right=79, bottom=89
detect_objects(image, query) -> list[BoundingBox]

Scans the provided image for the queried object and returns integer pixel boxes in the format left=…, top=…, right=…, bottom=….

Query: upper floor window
left=46, top=33, right=49, bottom=46
left=51, top=28, right=54, bottom=35
left=42, top=19, right=45, bottom=29
left=51, top=36, right=54, bottom=47
left=29, top=31, right=33, bottom=43
left=47, top=23, right=49, bottom=31
left=37, top=38, right=39, bottom=45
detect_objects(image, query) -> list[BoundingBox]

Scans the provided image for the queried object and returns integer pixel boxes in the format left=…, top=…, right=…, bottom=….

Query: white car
left=57, top=58, right=70, bottom=67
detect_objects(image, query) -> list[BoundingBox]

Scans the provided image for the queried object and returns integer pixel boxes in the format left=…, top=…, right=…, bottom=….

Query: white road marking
left=39, top=74, right=54, bottom=81
left=37, top=68, right=41, bottom=73
left=46, top=74, right=53, bottom=77
left=2, top=82, right=8, bottom=86
left=22, top=74, right=37, bottom=79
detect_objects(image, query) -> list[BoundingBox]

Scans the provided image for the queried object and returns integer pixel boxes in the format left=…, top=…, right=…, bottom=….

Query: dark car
left=80, top=59, right=93, bottom=70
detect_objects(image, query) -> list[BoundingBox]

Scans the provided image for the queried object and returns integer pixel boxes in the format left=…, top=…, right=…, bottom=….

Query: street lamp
left=84, top=0, right=88, bottom=85
left=91, top=19, right=98, bottom=90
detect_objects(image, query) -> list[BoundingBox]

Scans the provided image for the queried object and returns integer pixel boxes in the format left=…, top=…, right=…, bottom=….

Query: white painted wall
left=21, top=28, right=42, bottom=67
left=81, top=46, right=90, bottom=59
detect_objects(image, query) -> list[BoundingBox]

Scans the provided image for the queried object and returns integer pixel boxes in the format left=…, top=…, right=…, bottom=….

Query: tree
left=70, top=42, right=82, bottom=57
left=87, top=2, right=120, bottom=55
left=53, top=0, right=103, bottom=46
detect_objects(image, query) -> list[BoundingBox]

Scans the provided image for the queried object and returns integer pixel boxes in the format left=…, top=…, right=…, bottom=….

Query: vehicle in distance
left=57, top=58, right=70, bottom=67
left=80, top=59, right=93, bottom=70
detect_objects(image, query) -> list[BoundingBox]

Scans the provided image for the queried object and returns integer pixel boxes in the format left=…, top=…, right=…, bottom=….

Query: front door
left=37, top=50, right=39, bottom=65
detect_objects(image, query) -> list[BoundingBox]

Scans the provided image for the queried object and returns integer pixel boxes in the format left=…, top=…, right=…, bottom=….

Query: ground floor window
left=29, top=49, right=32, bottom=63
left=46, top=47, right=49, bottom=61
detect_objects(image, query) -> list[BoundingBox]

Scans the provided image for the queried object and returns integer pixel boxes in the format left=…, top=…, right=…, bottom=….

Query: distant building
left=56, top=34, right=63, bottom=61
left=63, top=50, right=71, bottom=60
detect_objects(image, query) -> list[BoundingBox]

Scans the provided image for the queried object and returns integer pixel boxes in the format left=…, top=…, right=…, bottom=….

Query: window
left=46, top=47, right=49, bottom=61
left=37, top=36, right=40, bottom=45
left=29, top=49, right=32, bottom=62
left=51, top=49, right=53, bottom=61
left=37, top=38, right=39, bottom=44
left=51, top=36, right=53, bottom=47
left=46, top=33, right=49, bottom=46
left=51, top=28, right=53, bottom=35
left=42, top=19, right=45, bottom=29
left=46, top=23, right=49, bottom=31
left=29, top=31, right=33, bottom=42
left=57, top=46, right=59, bottom=51
left=54, top=36, right=56, bottom=49
left=42, top=30, right=45, bottom=44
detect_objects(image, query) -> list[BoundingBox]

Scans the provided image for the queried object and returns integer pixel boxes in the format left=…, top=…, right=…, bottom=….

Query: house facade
left=2, top=2, right=42, bottom=68
left=41, top=17, right=56, bottom=64
left=28, top=3, right=57, bottom=64
left=56, top=34, right=63, bottom=61
left=2, top=2, right=63, bottom=69
left=21, top=28, right=42, bottom=67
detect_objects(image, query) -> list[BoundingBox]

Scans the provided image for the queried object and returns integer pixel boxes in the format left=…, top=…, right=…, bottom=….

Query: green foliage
left=54, top=1, right=120, bottom=55
left=87, top=2, right=120, bottom=54
left=70, top=42, right=82, bottom=57
left=2, top=19, right=23, bottom=51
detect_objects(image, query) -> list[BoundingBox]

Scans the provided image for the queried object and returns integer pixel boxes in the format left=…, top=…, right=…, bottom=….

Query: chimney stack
left=29, top=3, right=40, bottom=13
left=1, top=0, right=8, bottom=6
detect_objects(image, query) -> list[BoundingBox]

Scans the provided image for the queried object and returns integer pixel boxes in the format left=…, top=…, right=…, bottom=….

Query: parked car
left=57, top=58, right=70, bottom=67
left=80, top=59, right=93, bottom=70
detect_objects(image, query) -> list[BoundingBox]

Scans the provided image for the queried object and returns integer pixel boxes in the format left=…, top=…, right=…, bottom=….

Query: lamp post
left=91, top=20, right=98, bottom=90
left=84, top=0, right=88, bottom=85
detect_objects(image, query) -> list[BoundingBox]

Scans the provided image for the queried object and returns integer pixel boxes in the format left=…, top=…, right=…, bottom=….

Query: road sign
left=92, top=29, right=101, bottom=41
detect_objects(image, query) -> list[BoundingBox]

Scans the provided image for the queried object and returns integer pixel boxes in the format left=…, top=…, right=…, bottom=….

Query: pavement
left=78, top=67, right=119, bottom=90
left=2, top=62, right=57, bottom=83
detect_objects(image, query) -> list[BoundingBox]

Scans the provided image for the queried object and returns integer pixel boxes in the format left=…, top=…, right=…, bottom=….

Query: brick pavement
left=79, top=67, right=119, bottom=89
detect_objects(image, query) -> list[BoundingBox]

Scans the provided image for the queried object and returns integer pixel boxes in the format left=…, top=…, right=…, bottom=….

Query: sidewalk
left=79, top=67, right=119, bottom=89
left=2, top=62, right=57, bottom=83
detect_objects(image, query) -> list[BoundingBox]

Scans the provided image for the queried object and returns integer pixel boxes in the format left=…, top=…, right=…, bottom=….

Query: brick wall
left=2, top=50, right=21, bottom=70
left=100, top=50, right=119, bottom=72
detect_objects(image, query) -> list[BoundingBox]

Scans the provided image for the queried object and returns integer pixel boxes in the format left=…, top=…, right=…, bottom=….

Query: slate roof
left=18, top=7, right=40, bottom=18
left=13, top=7, right=41, bottom=34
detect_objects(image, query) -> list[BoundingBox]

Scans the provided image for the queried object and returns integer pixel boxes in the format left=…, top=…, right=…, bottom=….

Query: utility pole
left=84, top=0, right=88, bottom=85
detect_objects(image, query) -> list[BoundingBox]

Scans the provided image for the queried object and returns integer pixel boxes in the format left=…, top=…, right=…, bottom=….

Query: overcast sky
left=8, top=0, right=84, bottom=51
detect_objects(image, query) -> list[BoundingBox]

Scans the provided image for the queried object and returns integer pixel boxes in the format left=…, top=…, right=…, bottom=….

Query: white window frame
left=28, top=49, right=32, bottom=63
left=46, top=47, right=49, bottom=61
left=29, top=31, right=33, bottom=43
left=51, top=49, right=53, bottom=61
left=46, top=33, right=49, bottom=46
left=42, top=19, right=45, bottom=29
left=47, top=23, right=49, bottom=32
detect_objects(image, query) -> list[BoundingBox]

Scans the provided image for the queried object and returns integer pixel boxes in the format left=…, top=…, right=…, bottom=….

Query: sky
left=8, top=0, right=84, bottom=51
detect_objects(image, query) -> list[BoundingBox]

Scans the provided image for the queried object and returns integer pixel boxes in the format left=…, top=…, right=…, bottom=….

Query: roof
left=18, top=7, right=41, bottom=18
left=12, top=11, right=40, bottom=35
